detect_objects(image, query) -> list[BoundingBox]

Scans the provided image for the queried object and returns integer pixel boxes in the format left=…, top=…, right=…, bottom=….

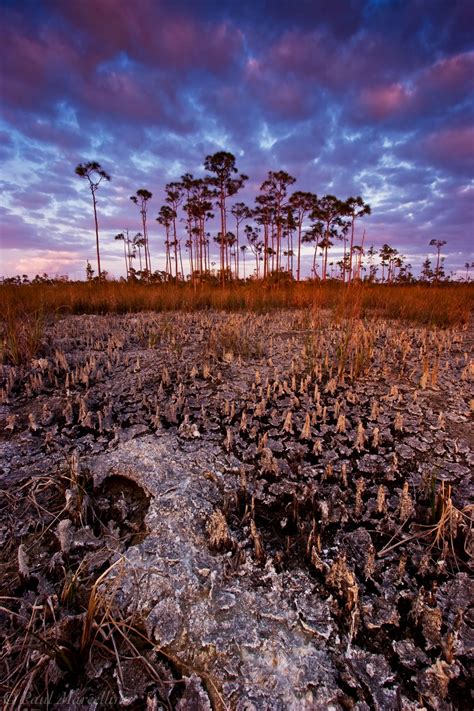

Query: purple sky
left=1, top=0, right=473, bottom=279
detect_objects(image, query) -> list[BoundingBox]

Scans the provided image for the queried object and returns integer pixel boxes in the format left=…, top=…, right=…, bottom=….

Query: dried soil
left=0, top=310, right=472, bottom=709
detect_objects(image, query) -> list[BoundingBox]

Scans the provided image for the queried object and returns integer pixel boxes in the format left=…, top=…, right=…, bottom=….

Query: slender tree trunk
left=122, top=238, right=128, bottom=278
left=357, top=230, right=366, bottom=280
left=435, top=247, right=441, bottom=281
left=348, top=215, right=355, bottom=285
left=146, top=223, right=152, bottom=274
left=195, top=224, right=199, bottom=275
left=220, top=189, right=226, bottom=285
left=271, top=226, right=275, bottom=273
left=145, top=216, right=151, bottom=273
left=173, top=219, right=178, bottom=281
left=342, top=233, right=347, bottom=284
left=236, top=224, right=240, bottom=279
left=278, top=218, right=284, bottom=275
left=202, top=223, right=208, bottom=272
left=276, top=220, right=280, bottom=274
left=91, top=189, right=102, bottom=280
left=127, top=233, right=133, bottom=275
left=263, top=224, right=268, bottom=278
left=178, top=241, right=184, bottom=281
left=198, top=219, right=202, bottom=273
left=141, top=210, right=149, bottom=274
left=165, top=228, right=170, bottom=278
left=198, top=221, right=203, bottom=274
left=189, top=240, right=193, bottom=279
left=297, top=222, right=302, bottom=281
left=288, top=231, right=291, bottom=275
left=147, top=237, right=151, bottom=274
left=192, top=223, right=197, bottom=277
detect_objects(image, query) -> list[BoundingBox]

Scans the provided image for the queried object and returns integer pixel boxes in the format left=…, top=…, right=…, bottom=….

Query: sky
left=0, top=0, right=473, bottom=279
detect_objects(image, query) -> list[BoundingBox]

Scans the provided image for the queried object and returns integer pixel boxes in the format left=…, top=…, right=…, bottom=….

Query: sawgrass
left=1, top=280, right=472, bottom=364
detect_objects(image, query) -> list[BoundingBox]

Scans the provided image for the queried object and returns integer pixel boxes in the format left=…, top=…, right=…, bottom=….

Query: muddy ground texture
left=0, top=310, right=472, bottom=710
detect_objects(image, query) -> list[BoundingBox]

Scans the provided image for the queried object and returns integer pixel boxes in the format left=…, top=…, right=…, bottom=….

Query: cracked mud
left=1, top=310, right=473, bottom=709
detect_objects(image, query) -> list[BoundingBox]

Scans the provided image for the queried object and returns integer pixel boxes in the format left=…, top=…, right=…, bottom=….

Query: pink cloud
left=48, top=0, right=145, bottom=57
left=356, top=50, right=474, bottom=122
left=78, top=71, right=162, bottom=123
left=417, top=126, right=474, bottom=172
left=269, top=29, right=330, bottom=79
left=1, top=0, right=243, bottom=133
left=12, top=250, right=84, bottom=277
left=257, top=27, right=420, bottom=92
left=50, top=0, right=243, bottom=74
left=244, top=40, right=320, bottom=120
left=359, top=83, right=411, bottom=120
left=419, top=51, right=474, bottom=96
left=152, top=19, right=243, bottom=71
left=0, top=21, right=87, bottom=111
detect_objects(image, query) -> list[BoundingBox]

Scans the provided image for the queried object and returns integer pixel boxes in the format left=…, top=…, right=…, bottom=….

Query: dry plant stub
left=0, top=309, right=473, bottom=709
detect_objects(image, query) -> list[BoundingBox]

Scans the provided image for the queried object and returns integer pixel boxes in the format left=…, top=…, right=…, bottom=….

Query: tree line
left=74, top=152, right=451, bottom=285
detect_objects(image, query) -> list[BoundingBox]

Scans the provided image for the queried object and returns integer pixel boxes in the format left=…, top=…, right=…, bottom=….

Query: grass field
left=2, top=280, right=472, bottom=365
left=2, top=280, right=473, bottom=318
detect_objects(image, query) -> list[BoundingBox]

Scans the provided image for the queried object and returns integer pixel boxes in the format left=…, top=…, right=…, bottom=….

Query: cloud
left=356, top=51, right=474, bottom=123
left=10, top=250, right=85, bottom=278
left=359, top=84, right=412, bottom=120
left=0, top=208, right=41, bottom=249
left=0, top=0, right=472, bottom=277
left=398, top=124, right=474, bottom=176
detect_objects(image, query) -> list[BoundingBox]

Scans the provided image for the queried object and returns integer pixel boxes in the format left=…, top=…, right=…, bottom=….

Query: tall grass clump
left=1, top=306, right=44, bottom=365
left=1, top=280, right=472, bottom=363
left=359, top=284, right=473, bottom=326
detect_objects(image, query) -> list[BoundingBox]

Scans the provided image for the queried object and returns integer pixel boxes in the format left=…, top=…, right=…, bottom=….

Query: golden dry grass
left=2, top=279, right=473, bottom=319
left=1, top=280, right=472, bottom=364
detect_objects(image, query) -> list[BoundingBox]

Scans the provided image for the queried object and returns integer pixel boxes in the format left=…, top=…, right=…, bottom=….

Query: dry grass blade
left=107, top=615, right=230, bottom=711
left=378, top=488, right=473, bottom=561
left=80, top=557, right=125, bottom=657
